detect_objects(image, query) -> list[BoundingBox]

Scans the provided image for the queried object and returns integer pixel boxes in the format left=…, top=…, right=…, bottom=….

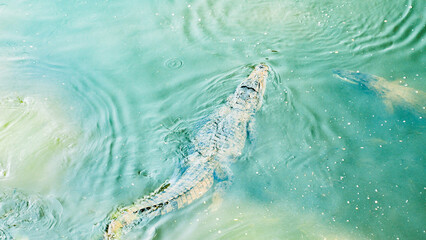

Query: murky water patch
left=140, top=196, right=365, bottom=240
left=181, top=1, right=316, bottom=39
left=0, top=93, right=79, bottom=192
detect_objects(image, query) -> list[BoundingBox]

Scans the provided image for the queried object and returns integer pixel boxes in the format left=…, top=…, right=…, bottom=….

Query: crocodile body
left=105, top=64, right=270, bottom=239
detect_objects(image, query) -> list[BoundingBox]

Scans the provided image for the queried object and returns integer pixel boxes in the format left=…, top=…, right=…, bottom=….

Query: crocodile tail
left=104, top=166, right=214, bottom=239
left=104, top=182, right=170, bottom=239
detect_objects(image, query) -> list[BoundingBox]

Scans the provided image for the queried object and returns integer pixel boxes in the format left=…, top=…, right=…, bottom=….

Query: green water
left=0, top=0, right=424, bottom=239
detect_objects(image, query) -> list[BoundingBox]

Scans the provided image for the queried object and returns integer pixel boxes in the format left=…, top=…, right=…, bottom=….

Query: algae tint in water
left=0, top=0, right=424, bottom=239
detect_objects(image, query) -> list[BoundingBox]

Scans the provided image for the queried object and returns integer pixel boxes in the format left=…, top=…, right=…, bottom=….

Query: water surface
left=0, top=0, right=424, bottom=239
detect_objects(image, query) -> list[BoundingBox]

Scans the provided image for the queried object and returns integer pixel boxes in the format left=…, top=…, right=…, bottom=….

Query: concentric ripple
left=150, top=0, right=424, bottom=68
left=164, top=58, right=183, bottom=69
left=342, top=0, right=425, bottom=56
left=151, top=0, right=357, bottom=68
left=180, top=0, right=330, bottom=53
left=54, top=66, right=133, bottom=198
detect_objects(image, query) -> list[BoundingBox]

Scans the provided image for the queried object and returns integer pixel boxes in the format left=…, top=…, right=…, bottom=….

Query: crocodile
left=333, top=69, right=425, bottom=116
left=104, top=64, right=270, bottom=239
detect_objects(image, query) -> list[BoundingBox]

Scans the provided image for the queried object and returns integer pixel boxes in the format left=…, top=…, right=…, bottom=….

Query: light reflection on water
left=0, top=0, right=425, bottom=239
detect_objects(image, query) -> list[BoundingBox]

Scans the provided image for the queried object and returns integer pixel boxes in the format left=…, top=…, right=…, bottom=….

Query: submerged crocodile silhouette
left=105, top=64, right=270, bottom=239
left=333, top=69, right=426, bottom=116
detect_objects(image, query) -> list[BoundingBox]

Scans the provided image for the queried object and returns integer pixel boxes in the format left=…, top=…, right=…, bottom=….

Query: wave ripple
left=0, top=190, right=63, bottom=238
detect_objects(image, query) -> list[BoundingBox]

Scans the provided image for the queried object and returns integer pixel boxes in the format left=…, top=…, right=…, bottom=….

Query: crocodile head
left=231, top=64, right=269, bottom=111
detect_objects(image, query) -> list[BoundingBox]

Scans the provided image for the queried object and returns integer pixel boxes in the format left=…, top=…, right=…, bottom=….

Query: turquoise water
left=0, top=0, right=424, bottom=239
